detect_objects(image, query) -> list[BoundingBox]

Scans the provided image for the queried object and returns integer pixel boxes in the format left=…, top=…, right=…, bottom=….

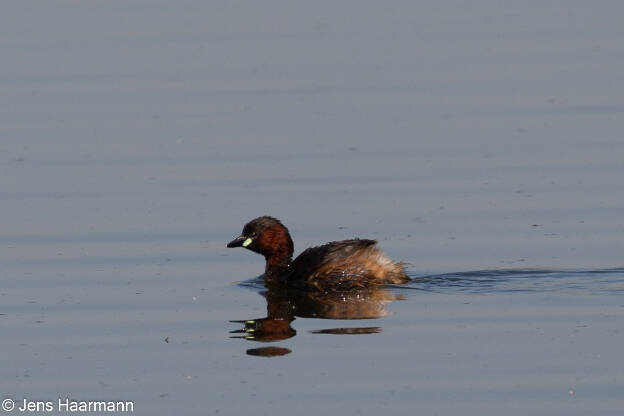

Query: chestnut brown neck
left=256, top=224, right=294, bottom=278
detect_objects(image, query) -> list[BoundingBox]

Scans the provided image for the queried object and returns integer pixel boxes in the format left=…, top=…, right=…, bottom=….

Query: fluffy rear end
left=300, top=241, right=409, bottom=290
left=344, top=245, right=408, bottom=284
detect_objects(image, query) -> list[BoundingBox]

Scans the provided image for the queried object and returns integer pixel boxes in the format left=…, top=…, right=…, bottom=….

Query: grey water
left=2, top=1, right=624, bottom=415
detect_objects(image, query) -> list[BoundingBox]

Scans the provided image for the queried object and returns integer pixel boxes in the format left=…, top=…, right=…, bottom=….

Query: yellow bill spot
left=242, top=238, right=253, bottom=247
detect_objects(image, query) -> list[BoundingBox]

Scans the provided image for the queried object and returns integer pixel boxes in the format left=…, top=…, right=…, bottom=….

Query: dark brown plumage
left=227, top=216, right=409, bottom=291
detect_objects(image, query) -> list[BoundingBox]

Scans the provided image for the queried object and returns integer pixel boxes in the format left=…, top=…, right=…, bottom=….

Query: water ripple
left=403, top=268, right=624, bottom=294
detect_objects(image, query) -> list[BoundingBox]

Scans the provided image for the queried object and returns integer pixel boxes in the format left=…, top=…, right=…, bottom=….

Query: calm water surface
left=2, top=1, right=624, bottom=415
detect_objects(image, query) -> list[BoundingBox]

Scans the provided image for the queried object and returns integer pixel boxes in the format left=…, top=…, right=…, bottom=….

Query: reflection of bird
left=310, top=327, right=382, bottom=335
left=230, top=284, right=403, bottom=351
left=246, top=347, right=291, bottom=357
left=230, top=317, right=295, bottom=342
left=276, top=286, right=403, bottom=319
left=227, top=216, right=409, bottom=291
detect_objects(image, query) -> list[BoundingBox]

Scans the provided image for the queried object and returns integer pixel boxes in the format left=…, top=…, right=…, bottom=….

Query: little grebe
left=227, top=216, right=409, bottom=290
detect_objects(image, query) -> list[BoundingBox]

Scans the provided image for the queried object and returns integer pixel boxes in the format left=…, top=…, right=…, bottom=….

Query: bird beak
left=227, top=236, right=247, bottom=248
